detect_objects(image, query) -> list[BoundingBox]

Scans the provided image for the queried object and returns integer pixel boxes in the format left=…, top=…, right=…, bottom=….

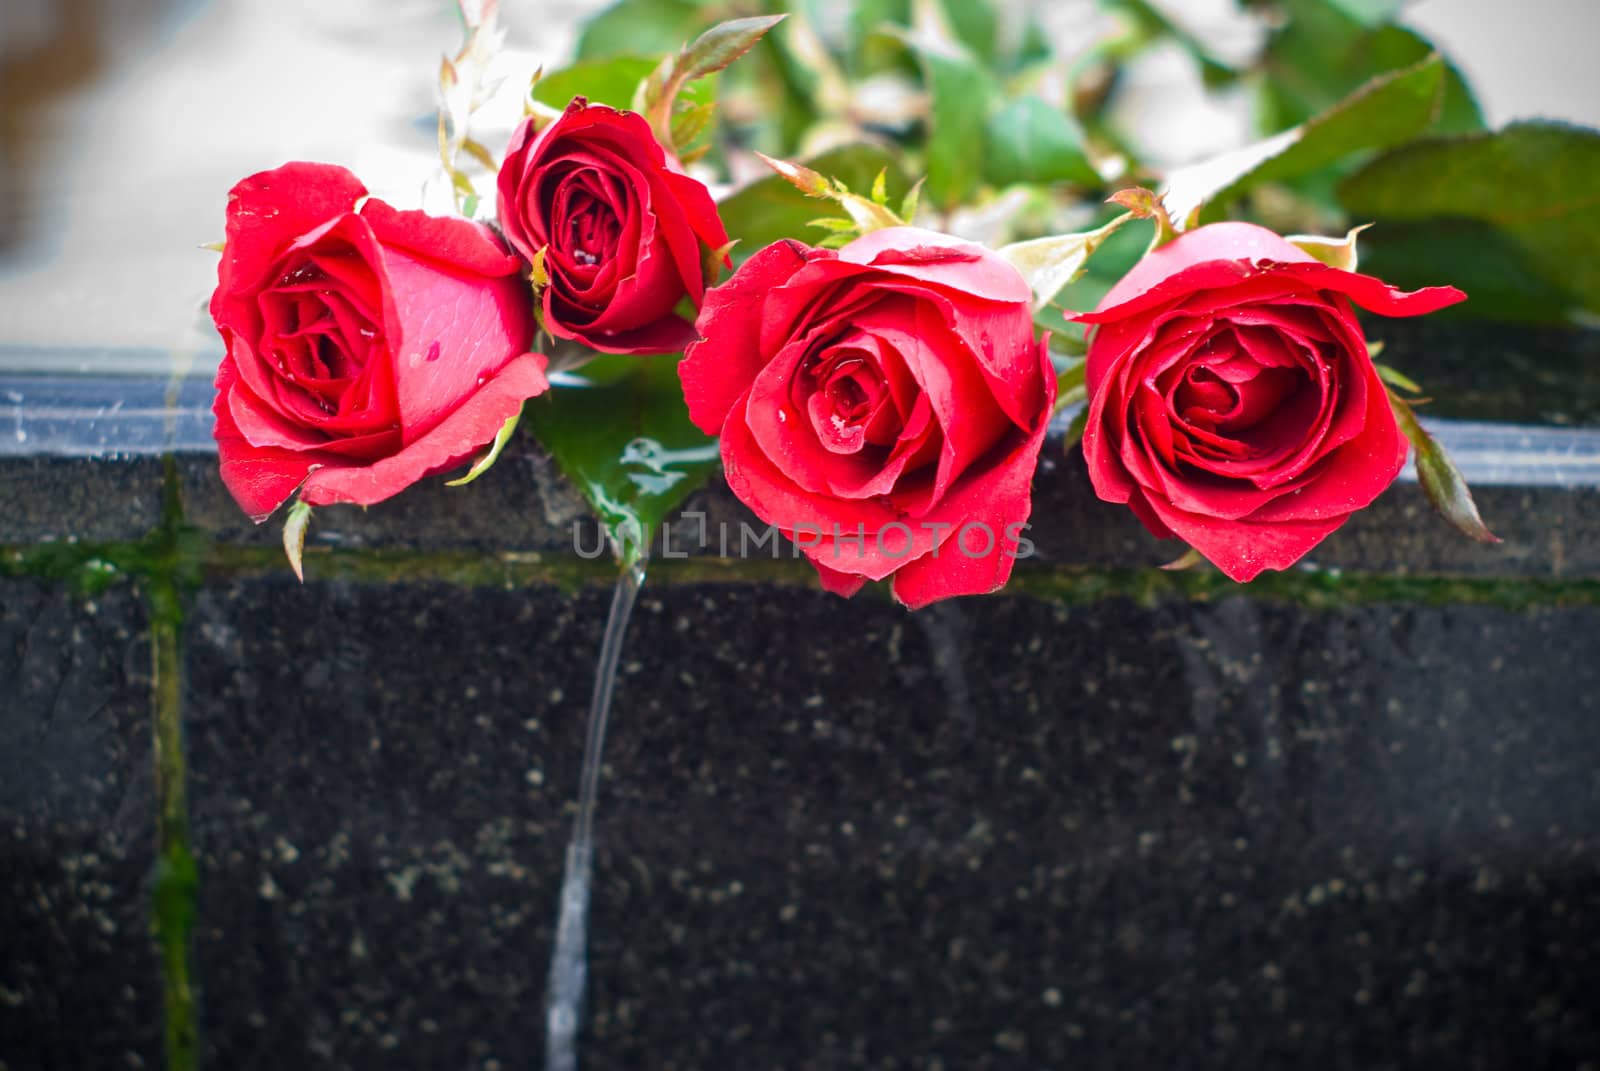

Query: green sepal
left=1374, top=362, right=1423, bottom=395
left=282, top=500, right=312, bottom=583
left=1286, top=223, right=1371, bottom=271
left=446, top=410, right=522, bottom=488
left=997, top=211, right=1135, bottom=310
left=1160, top=547, right=1205, bottom=572
left=1388, top=389, right=1500, bottom=545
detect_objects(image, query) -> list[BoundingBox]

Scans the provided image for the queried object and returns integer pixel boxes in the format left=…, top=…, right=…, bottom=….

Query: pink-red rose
left=496, top=99, right=729, bottom=354
left=680, top=227, right=1054, bottom=609
left=210, top=161, right=548, bottom=522
left=1078, top=221, right=1465, bottom=580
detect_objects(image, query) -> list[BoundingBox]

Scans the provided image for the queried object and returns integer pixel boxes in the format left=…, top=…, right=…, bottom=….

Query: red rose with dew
left=496, top=99, right=729, bottom=354
left=1077, top=221, right=1465, bottom=580
left=209, top=161, right=547, bottom=521
left=680, top=227, right=1054, bottom=609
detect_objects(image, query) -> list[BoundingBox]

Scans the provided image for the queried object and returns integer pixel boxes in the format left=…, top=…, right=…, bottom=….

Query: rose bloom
left=1077, top=221, right=1465, bottom=580
left=210, top=162, right=548, bottom=522
left=496, top=99, right=729, bottom=354
left=680, top=228, right=1054, bottom=609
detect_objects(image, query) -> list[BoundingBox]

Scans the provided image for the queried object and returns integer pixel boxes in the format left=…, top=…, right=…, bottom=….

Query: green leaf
left=920, top=51, right=993, bottom=209
left=1388, top=392, right=1499, bottom=545
left=1053, top=358, right=1086, bottom=412
left=984, top=96, right=1099, bottom=188
left=445, top=410, right=520, bottom=487
left=1060, top=405, right=1089, bottom=454
left=1113, top=0, right=1242, bottom=83
left=1321, top=0, right=1405, bottom=25
left=890, top=0, right=996, bottom=209
left=1349, top=220, right=1579, bottom=324
left=1036, top=306, right=1086, bottom=355
left=1258, top=5, right=1483, bottom=137
left=677, top=14, right=788, bottom=84
left=636, top=14, right=785, bottom=153
left=525, top=356, right=719, bottom=568
left=533, top=55, right=717, bottom=114
left=1338, top=121, right=1600, bottom=320
left=575, top=0, right=708, bottom=61
left=1164, top=54, right=1449, bottom=225
left=534, top=56, right=651, bottom=110
left=716, top=144, right=903, bottom=265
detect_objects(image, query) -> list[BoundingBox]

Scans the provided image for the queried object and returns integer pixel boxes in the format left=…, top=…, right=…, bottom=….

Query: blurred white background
left=0, top=0, right=1595, bottom=360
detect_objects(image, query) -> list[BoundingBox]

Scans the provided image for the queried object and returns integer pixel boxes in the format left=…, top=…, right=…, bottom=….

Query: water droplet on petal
left=425, top=340, right=442, bottom=362
left=777, top=409, right=788, bottom=423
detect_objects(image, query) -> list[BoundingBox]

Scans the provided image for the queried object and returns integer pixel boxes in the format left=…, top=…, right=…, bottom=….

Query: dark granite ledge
left=5, top=320, right=1600, bottom=575
left=2, top=437, right=1597, bottom=584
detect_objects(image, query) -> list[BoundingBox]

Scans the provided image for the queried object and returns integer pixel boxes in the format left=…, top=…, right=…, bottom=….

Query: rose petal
left=681, top=239, right=813, bottom=434
left=214, top=162, right=368, bottom=302
left=1242, top=364, right=1407, bottom=524
left=864, top=300, right=1011, bottom=502
left=360, top=199, right=523, bottom=278
left=381, top=244, right=535, bottom=441
left=551, top=311, right=700, bottom=355
left=1138, top=489, right=1346, bottom=582
left=811, top=559, right=869, bottom=598
left=1094, top=221, right=1317, bottom=311
left=298, top=353, right=549, bottom=509
left=843, top=227, right=1032, bottom=305
left=886, top=339, right=1054, bottom=608
left=211, top=359, right=318, bottom=523
left=873, top=278, right=1044, bottom=430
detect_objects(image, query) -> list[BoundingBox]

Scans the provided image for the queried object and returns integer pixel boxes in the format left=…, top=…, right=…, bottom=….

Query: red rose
left=210, top=161, right=548, bottom=522
left=496, top=99, right=730, bottom=354
left=1077, top=221, right=1465, bottom=580
left=680, top=228, right=1054, bottom=609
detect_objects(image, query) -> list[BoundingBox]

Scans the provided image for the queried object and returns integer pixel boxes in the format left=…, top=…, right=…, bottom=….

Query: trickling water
left=544, top=558, right=647, bottom=1071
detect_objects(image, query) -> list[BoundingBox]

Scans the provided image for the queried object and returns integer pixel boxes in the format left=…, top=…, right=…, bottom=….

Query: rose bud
left=496, top=99, right=730, bottom=355
left=209, top=161, right=548, bottom=522
left=1077, top=221, right=1465, bottom=580
left=680, top=228, right=1055, bottom=609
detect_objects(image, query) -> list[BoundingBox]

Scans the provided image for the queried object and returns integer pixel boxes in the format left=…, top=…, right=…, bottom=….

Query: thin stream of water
left=544, top=558, right=648, bottom=1071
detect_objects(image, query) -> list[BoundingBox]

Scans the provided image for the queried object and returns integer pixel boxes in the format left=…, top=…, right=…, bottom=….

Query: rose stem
left=545, top=557, right=647, bottom=1071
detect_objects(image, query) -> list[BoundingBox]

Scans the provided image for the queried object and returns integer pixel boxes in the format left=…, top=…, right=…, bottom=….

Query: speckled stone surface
left=1023, top=454, right=1600, bottom=578
left=0, top=579, right=161, bottom=1071
left=176, top=578, right=1600, bottom=1070
left=0, top=458, right=167, bottom=545
left=175, top=437, right=591, bottom=554
left=4, top=320, right=1600, bottom=1069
